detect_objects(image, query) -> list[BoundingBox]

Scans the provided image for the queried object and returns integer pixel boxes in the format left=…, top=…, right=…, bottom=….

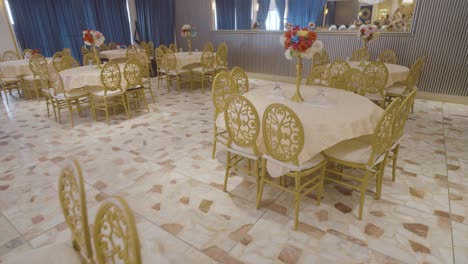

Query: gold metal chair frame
left=108, top=42, right=117, bottom=50
left=313, top=49, right=330, bottom=67
left=0, top=51, right=22, bottom=102
left=190, top=50, right=215, bottom=91
left=22, top=49, right=33, bottom=59
left=257, top=103, right=327, bottom=230
left=154, top=48, right=167, bottom=91
left=350, top=47, right=370, bottom=62
left=52, top=51, right=65, bottom=71
left=82, top=53, right=102, bottom=66
left=230, top=67, right=249, bottom=94
left=306, top=65, right=329, bottom=86
left=342, top=68, right=365, bottom=93
left=164, top=49, right=189, bottom=91
left=378, top=50, right=398, bottom=64
left=24, top=53, right=47, bottom=100
left=99, top=43, right=109, bottom=51
left=328, top=59, right=350, bottom=88
left=2, top=50, right=20, bottom=61
left=59, top=55, right=80, bottom=72
left=123, top=58, right=150, bottom=113
left=203, top=42, right=214, bottom=52
left=215, top=42, right=228, bottom=72
left=168, top=43, right=177, bottom=53
left=134, top=52, right=155, bottom=103
left=362, top=61, right=389, bottom=108
left=126, top=45, right=138, bottom=59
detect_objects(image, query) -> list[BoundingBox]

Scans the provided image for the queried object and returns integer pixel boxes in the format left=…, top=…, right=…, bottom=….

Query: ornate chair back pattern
left=164, top=49, right=178, bottom=71
left=203, top=42, right=214, bottom=52
left=63, top=48, right=72, bottom=56
left=83, top=53, right=101, bottom=66
left=342, top=68, right=365, bottom=93
left=126, top=45, right=138, bottom=58
left=159, top=44, right=168, bottom=53
left=47, top=66, right=66, bottom=97
left=100, top=62, right=123, bottom=94
left=52, top=51, right=65, bottom=71
left=378, top=50, right=397, bottom=64
left=3, top=50, right=20, bottom=61
left=168, top=43, right=177, bottom=53
left=369, top=98, right=400, bottom=166
left=147, top=41, right=155, bottom=56
left=29, top=54, right=48, bottom=78
left=262, top=103, right=304, bottom=165
left=123, top=59, right=144, bottom=89
left=58, top=160, right=94, bottom=263
left=362, top=61, right=389, bottom=97
left=22, top=49, right=33, bottom=59
left=350, top=48, right=370, bottom=62
left=224, top=94, right=260, bottom=154
left=313, top=50, right=330, bottom=67
left=155, top=48, right=165, bottom=70
left=216, top=42, right=228, bottom=68
left=306, top=65, right=328, bottom=86
left=212, top=71, right=239, bottom=120
left=59, top=56, right=80, bottom=72
left=93, top=196, right=142, bottom=264
left=391, top=89, right=417, bottom=144
left=108, top=42, right=117, bottom=50
left=200, top=51, right=214, bottom=70
left=135, top=52, right=150, bottom=78
left=230, top=66, right=249, bottom=94
left=328, top=59, right=350, bottom=87
left=410, top=56, right=426, bottom=86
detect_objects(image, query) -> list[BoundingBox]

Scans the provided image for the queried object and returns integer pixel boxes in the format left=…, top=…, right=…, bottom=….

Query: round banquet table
left=99, top=49, right=127, bottom=60
left=0, top=58, right=52, bottom=78
left=60, top=64, right=128, bottom=92
left=217, top=82, right=384, bottom=177
left=347, top=61, right=409, bottom=88
left=175, top=52, right=203, bottom=70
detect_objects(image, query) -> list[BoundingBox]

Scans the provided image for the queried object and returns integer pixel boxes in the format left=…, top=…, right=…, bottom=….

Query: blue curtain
left=275, top=0, right=286, bottom=30
left=288, top=0, right=327, bottom=27
left=256, top=0, right=270, bottom=30
left=215, top=0, right=235, bottom=30
left=235, top=0, right=252, bottom=30
left=135, top=0, right=175, bottom=46
left=316, top=1, right=335, bottom=27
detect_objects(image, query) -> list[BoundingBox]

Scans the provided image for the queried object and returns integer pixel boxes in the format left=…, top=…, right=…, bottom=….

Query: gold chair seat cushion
left=2, top=243, right=81, bottom=264
left=355, top=134, right=399, bottom=156
left=90, top=89, right=124, bottom=97
left=364, top=92, right=385, bottom=101
left=323, top=138, right=384, bottom=165
left=386, top=85, right=414, bottom=96
left=224, top=143, right=259, bottom=160
left=264, top=153, right=325, bottom=178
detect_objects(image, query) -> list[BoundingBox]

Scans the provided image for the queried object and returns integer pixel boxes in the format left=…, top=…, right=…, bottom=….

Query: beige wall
left=0, top=0, right=18, bottom=54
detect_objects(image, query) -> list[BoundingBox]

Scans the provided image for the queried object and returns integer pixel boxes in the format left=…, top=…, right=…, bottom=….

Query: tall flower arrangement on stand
left=181, top=24, right=197, bottom=54
left=280, top=25, right=323, bottom=102
left=358, top=25, right=379, bottom=66
left=82, top=30, right=105, bottom=68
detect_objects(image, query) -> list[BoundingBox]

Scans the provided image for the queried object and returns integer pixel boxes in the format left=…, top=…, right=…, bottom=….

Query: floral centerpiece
left=358, top=24, right=379, bottom=66
left=180, top=24, right=196, bottom=54
left=82, top=30, right=105, bottom=49
left=280, top=24, right=324, bottom=102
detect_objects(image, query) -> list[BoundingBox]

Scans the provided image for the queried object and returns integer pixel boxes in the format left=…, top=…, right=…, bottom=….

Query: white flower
left=280, top=35, right=286, bottom=47
left=284, top=48, right=293, bottom=60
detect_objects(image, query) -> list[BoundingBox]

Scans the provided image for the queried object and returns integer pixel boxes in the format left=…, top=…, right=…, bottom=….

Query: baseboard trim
left=247, top=72, right=468, bottom=105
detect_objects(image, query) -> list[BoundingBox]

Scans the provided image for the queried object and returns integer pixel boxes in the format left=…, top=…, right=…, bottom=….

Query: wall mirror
left=211, top=0, right=417, bottom=33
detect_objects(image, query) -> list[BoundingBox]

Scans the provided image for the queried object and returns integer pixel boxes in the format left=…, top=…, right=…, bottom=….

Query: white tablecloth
left=347, top=61, right=409, bottom=88
left=175, top=52, right=203, bottom=70
left=217, top=83, right=384, bottom=177
left=60, top=64, right=127, bottom=92
left=0, top=58, right=52, bottom=78
left=99, top=50, right=127, bottom=60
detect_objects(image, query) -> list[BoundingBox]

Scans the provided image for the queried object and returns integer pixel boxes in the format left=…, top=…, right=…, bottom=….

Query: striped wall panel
left=175, top=0, right=468, bottom=96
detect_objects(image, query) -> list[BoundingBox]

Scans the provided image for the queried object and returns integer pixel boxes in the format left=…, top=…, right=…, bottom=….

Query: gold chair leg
left=223, top=151, right=231, bottom=192
left=121, top=95, right=131, bottom=119
left=294, top=174, right=301, bottom=230
left=256, top=158, right=267, bottom=210
left=89, top=96, right=97, bottom=121
left=211, top=126, right=217, bottom=159
left=254, top=159, right=260, bottom=195
left=358, top=172, right=370, bottom=220
left=67, top=101, right=74, bottom=128
left=317, top=165, right=326, bottom=206
left=104, top=98, right=110, bottom=126
left=392, top=146, right=399, bottom=182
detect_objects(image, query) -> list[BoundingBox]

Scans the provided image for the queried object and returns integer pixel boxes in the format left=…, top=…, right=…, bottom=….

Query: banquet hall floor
left=0, top=78, right=468, bottom=264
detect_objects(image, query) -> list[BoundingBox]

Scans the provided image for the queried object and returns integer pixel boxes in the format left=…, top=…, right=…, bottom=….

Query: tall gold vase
left=187, top=36, right=192, bottom=55
left=358, top=40, right=368, bottom=67
left=291, top=56, right=304, bottom=102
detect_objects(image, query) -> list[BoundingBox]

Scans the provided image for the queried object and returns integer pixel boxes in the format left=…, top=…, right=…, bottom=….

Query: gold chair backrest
left=155, top=48, right=165, bottom=69
left=134, top=52, right=150, bottom=78
left=83, top=53, right=101, bottom=66
left=58, top=160, right=94, bottom=264
left=203, top=42, right=214, bottom=52
left=369, top=98, right=400, bottom=165
left=200, top=50, right=214, bottom=69
left=391, top=89, right=417, bottom=144
left=108, top=42, right=117, bottom=50
left=93, top=196, right=141, bottom=264
left=328, top=59, right=350, bottom=87
left=99, top=43, right=109, bottom=51
left=29, top=54, right=48, bottom=78
left=140, top=41, right=148, bottom=50
left=59, top=55, right=80, bottom=72
left=22, top=49, right=33, bottom=59
left=216, top=42, right=228, bottom=68
left=168, top=43, right=177, bottom=53
left=3, top=50, right=20, bottom=61
left=212, top=71, right=239, bottom=120
left=224, top=94, right=260, bottom=154
left=100, top=61, right=123, bottom=94
left=362, top=61, right=389, bottom=97
left=147, top=41, right=154, bottom=53
left=306, top=65, right=328, bottom=86
left=159, top=44, right=168, bottom=52
left=230, top=66, right=249, bottom=94
left=313, top=50, right=330, bottom=67
left=63, top=48, right=72, bottom=56
left=47, top=65, right=65, bottom=96
left=410, top=56, right=426, bottom=86
left=342, top=68, right=365, bottom=93
left=350, top=48, right=370, bottom=62
left=378, top=50, right=397, bottom=64
left=52, top=51, right=65, bottom=71
left=126, top=45, right=138, bottom=58
left=164, top=49, right=178, bottom=71
left=123, top=58, right=144, bottom=89
left=263, top=103, right=304, bottom=165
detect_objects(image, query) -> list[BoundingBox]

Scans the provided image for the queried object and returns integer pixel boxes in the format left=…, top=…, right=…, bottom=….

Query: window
left=265, top=0, right=280, bottom=30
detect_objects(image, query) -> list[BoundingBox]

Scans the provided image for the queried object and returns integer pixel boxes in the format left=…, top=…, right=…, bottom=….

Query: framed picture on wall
left=359, top=5, right=373, bottom=24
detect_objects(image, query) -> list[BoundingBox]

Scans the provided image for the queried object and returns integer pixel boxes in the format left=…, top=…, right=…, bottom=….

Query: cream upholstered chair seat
left=22, top=75, right=36, bottom=81
left=386, top=85, right=411, bottom=96
left=1, top=77, right=21, bottom=82
left=263, top=153, right=325, bottom=172
left=191, top=66, right=214, bottom=73
left=90, top=88, right=124, bottom=97
left=53, top=89, right=89, bottom=100
left=3, top=243, right=81, bottom=264
left=323, top=138, right=385, bottom=165
left=364, top=91, right=385, bottom=101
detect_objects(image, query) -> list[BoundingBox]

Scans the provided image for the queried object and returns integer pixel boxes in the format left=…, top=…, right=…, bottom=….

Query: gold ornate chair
left=154, top=48, right=167, bottom=90
left=203, top=42, right=214, bottom=52
left=147, top=41, right=155, bottom=57
left=350, top=47, right=370, bottom=62
left=52, top=51, right=66, bottom=71
left=306, top=65, right=329, bottom=86
left=211, top=71, right=239, bottom=159
left=22, top=49, right=33, bottom=59
left=63, top=48, right=72, bottom=56
left=190, top=50, right=215, bottom=90
left=134, top=52, right=155, bottom=102
left=215, top=42, right=228, bottom=72
left=313, top=49, right=330, bottom=67
left=89, top=61, right=130, bottom=125
left=93, top=196, right=142, bottom=264
left=22, top=53, right=47, bottom=100
left=230, top=66, right=249, bottom=94
left=342, top=68, right=365, bottom=93
left=328, top=59, right=350, bottom=88
left=2, top=160, right=94, bottom=264
left=30, top=55, right=56, bottom=119
left=123, top=58, right=149, bottom=112
left=99, top=43, right=109, bottom=51
left=223, top=94, right=261, bottom=193
left=163, top=49, right=189, bottom=91
left=378, top=50, right=398, bottom=64
left=126, top=45, right=138, bottom=59
left=82, top=53, right=101, bottom=66
left=108, top=42, right=117, bottom=50
left=159, top=44, right=168, bottom=53
left=2, top=50, right=20, bottom=61
left=362, top=61, right=389, bottom=108
left=59, top=56, right=80, bottom=72
left=48, top=67, right=88, bottom=128
left=168, top=43, right=177, bottom=53
left=256, top=103, right=328, bottom=230
left=323, top=98, right=401, bottom=219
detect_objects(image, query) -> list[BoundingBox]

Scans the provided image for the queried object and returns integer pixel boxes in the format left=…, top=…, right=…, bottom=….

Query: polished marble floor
left=0, top=79, right=468, bottom=263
